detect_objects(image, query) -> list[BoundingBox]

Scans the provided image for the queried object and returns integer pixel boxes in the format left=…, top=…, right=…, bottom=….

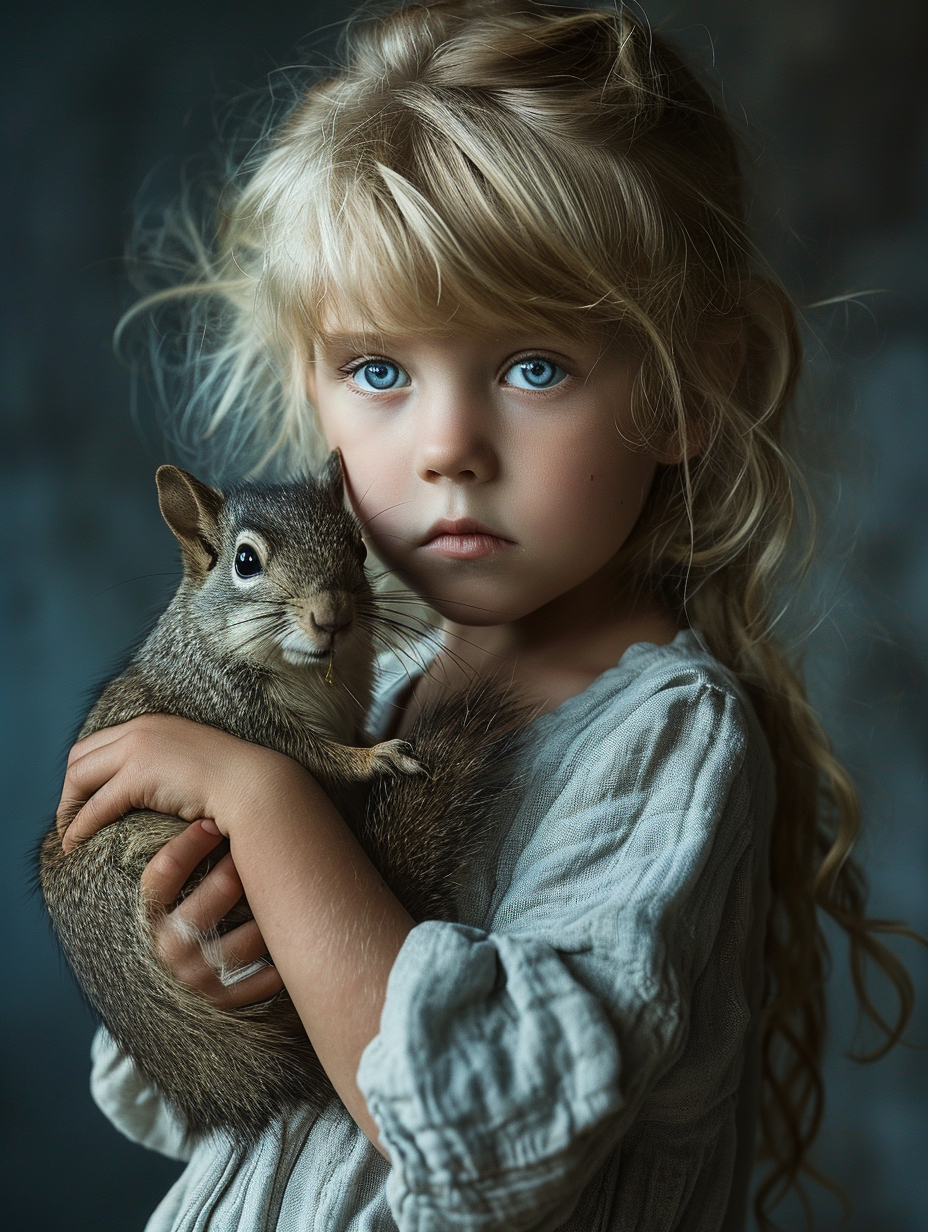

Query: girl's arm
left=58, top=712, right=414, bottom=1157
left=62, top=666, right=771, bottom=1232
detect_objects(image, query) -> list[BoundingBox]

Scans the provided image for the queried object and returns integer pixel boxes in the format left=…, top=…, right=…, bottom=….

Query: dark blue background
left=2, top=2, right=926, bottom=1228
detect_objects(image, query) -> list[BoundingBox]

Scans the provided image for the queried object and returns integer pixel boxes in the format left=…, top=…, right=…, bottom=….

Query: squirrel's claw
left=370, top=739, right=424, bottom=776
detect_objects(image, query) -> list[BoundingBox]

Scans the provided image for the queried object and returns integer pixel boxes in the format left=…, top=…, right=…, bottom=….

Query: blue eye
left=505, top=357, right=567, bottom=390
left=351, top=360, right=410, bottom=391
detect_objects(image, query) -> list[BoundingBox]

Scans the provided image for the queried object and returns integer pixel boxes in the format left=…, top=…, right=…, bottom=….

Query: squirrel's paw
left=370, top=739, right=424, bottom=776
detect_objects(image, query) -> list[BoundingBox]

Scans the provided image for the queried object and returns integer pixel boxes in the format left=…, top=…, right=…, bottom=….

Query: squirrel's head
left=156, top=452, right=374, bottom=672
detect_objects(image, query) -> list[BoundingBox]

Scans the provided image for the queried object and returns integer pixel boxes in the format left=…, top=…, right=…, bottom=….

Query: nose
left=415, top=385, right=498, bottom=485
left=300, top=591, right=355, bottom=644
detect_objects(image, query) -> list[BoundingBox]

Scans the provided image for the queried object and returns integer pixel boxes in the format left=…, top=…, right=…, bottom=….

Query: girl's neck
left=397, top=566, right=680, bottom=736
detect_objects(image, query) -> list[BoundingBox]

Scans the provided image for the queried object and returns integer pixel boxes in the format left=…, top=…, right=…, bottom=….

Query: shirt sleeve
left=357, top=675, right=768, bottom=1232
left=90, top=1027, right=192, bottom=1162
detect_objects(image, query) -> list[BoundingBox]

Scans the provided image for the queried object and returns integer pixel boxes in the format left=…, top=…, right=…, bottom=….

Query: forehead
left=309, top=305, right=607, bottom=358
left=304, top=273, right=603, bottom=349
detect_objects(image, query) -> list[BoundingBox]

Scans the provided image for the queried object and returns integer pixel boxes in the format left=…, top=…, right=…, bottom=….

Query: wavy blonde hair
left=124, top=1, right=921, bottom=1223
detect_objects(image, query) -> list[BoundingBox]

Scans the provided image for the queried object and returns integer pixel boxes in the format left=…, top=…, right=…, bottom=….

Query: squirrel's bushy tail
left=362, top=678, right=531, bottom=922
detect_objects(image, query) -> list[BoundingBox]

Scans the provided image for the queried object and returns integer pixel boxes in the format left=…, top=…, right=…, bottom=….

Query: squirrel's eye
left=235, top=544, right=262, bottom=578
left=358, top=538, right=368, bottom=562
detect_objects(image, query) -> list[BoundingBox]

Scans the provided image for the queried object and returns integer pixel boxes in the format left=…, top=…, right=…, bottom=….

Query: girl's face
left=308, top=327, right=664, bottom=628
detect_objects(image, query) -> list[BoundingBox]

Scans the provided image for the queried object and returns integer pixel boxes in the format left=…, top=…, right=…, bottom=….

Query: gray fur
left=39, top=457, right=526, bottom=1146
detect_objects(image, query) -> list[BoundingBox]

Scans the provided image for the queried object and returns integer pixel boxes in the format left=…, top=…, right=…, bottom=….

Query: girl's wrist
left=209, top=745, right=324, bottom=841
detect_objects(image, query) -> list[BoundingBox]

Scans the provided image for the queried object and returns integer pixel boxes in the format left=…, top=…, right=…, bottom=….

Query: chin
left=395, top=566, right=533, bottom=627
left=424, top=590, right=526, bottom=628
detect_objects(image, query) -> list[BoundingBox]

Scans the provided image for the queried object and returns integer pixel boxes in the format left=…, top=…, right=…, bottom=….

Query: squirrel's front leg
left=312, top=738, right=424, bottom=782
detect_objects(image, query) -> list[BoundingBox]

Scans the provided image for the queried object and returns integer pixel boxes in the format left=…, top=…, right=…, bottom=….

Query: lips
left=419, top=518, right=514, bottom=561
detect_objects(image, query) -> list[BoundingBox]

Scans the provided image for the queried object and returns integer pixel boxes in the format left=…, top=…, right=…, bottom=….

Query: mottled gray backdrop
left=2, top=2, right=926, bottom=1229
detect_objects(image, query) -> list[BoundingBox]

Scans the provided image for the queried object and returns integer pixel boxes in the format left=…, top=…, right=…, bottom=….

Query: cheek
left=315, top=402, right=388, bottom=495
left=316, top=417, right=411, bottom=553
left=521, top=430, right=657, bottom=553
left=338, top=447, right=403, bottom=535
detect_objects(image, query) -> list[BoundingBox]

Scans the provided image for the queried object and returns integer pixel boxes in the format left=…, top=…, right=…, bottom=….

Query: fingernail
left=200, top=818, right=221, bottom=836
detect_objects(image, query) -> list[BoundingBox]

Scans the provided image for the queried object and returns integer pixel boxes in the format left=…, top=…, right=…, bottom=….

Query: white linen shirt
left=90, top=630, right=775, bottom=1231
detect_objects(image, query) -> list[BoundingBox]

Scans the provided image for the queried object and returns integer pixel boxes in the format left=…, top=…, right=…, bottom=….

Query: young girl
left=56, top=2, right=917, bottom=1229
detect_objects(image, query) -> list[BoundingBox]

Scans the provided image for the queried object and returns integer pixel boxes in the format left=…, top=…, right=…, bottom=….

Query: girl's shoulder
left=565, top=630, right=766, bottom=767
left=542, top=627, right=756, bottom=733
left=514, top=628, right=774, bottom=824
left=482, top=629, right=776, bottom=946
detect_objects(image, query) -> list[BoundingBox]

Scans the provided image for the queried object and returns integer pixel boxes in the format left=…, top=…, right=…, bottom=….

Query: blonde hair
left=125, top=1, right=921, bottom=1223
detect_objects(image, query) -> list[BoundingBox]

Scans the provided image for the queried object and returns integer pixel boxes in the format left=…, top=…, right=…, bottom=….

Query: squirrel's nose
left=303, top=591, right=354, bottom=640
left=311, top=614, right=351, bottom=635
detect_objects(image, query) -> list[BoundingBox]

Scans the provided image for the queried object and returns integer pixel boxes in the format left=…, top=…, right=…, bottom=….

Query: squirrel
left=40, top=453, right=526, bottom=1146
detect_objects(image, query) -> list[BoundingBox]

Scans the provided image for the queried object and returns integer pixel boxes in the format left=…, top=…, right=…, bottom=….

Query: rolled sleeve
left=358, top=923, right=624, bottom=1231
left=357, top=665, right=772, bottom=1232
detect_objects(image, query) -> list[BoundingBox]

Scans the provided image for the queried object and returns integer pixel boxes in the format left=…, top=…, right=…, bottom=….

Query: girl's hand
left=141, top=818, right=284, bottom=1009
left=56, top=713, right=305, bottom=854
left=55, top=710, right=411, bottom=1154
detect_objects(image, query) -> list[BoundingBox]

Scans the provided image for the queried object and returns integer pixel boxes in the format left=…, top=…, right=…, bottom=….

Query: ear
left=320, top=449, right=345, bottom=506
left=155, top=465, right=224, bottom=577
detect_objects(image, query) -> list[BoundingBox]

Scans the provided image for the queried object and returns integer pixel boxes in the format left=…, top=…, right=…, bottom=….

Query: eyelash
left=502, top=353, right=572, bottom=392
left=338, top=353, right=575, bottom=394
left=338, top=357, right=406, bottom=395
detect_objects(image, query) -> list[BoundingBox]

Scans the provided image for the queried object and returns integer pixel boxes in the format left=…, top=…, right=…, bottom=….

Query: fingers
left=55, top=796, right=85, bottom=839
left=60, top=781, right=134, bottom=853
left=58, top=728, right=141, bottom=836
left=207, top=920, right=286, bottom=1005
left=156, top=901, right=285, bottom=1009
left=65, top=722, right=133, bottom=769
left=63, top=716, right=198, bottom=769
left=56, top=715, right=223, bottom=851
left=210, top=964, right=285, bottom=1009
left=140, top=820, right=227, bottom=908
left=166, top=851, right=245, bottom=932
left=154, top=914, right=283, bottom=1008
left=58, top=736, right=144, bottom=850
left=216, top=918, right=273, bottom=971
left=144, top=829, right=285, bottom=1008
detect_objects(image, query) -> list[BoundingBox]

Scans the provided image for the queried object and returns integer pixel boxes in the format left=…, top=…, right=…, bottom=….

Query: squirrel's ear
left=156, top=465, right=224, bottom=577
left=321, top=449, right=345, bottom=505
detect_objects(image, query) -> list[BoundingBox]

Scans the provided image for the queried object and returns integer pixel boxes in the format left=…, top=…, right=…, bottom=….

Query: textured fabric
left=91, top=1029, right=192, bottom=1163
left=89, top=630, right=774, bottom=1232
